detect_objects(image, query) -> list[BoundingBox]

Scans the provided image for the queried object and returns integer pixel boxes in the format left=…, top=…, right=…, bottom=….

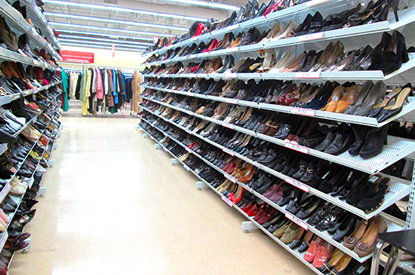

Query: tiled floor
left=9, top=105, right=314, bottom=275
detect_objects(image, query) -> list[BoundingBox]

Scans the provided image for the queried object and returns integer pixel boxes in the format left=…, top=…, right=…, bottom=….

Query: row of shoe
left=143, top=30, right=412, bottom=76
left=145, top=0, right=406, bottom=54
left=0, top=61, right=59, bottom=92
left=0, top=12, right=59, bottom=67
left=138, top=116, right=390, bottom=262
left=139, top=105, right=395, bottom=215
left=141, top=90, right=393, bottom=159
left=144, top=77, right=413, bottom=123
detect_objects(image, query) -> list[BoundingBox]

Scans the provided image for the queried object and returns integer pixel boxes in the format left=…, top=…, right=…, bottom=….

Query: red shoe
left=304, top=239, right=321, bottom=263
left=242, top=202, right=256, bottom=213
left=193, top=22, right=204, bottom=37
left=202, top=39, right=219, bottom=53
left=313, top=243, right=331, bottom=269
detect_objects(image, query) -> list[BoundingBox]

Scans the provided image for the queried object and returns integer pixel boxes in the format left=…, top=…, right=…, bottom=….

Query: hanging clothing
left=61, top=69, right=69, bottom=112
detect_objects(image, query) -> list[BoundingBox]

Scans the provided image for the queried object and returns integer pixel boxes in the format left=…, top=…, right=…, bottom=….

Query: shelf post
left=407, top=162, right=415, bottom=229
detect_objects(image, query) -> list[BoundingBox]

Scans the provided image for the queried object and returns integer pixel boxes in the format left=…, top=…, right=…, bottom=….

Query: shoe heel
left=391, top=0, right=400, bottom=22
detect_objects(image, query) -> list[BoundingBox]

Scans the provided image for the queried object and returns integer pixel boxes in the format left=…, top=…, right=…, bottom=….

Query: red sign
left=60, top=50, right=94, bottom=63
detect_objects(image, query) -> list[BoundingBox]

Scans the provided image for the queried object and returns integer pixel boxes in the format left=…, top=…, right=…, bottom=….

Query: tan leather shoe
left=354, top=216, right=387, bottom=257
left=281, top=223, right=300, bottom=244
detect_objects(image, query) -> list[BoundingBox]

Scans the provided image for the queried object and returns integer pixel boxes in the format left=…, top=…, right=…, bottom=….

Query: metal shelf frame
left=140, top=104, right=412, bottom=220
left=138, top=117, right=404, bottom=264
left=143, top=84, right=415, bottom=128
left=0, top=0, right=61, bottom=60
left=141, top=94, right=415, bottom=175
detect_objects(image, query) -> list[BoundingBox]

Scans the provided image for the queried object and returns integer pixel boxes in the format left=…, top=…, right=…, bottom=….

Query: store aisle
left=9, top=112, right=314, bottom=275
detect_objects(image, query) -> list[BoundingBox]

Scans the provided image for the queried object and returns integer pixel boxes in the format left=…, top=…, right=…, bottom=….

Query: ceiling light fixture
left=60, top=42, right=143, bottom=52
left=162, top=0, right=239, bottom=11
left=43, top=0, right=208, bottom=22
left=56, top=29, right=155, bottom=41
left=58, top=34, right=153, bottom=46
left=45, top=12, right=188, bottom=31
left=51, top=22, right=175, bottom=37
left=59, top=38, right=147, bottom=49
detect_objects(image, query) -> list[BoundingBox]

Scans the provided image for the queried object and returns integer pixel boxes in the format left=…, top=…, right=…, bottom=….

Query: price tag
left=163, top=146, right=168, bottom=152
left=297, top=32, right=324, bottom=42
left=285, top=212, right=309, bottom=230
left=33, top=88, right=38, bottom=94
left=225, top=98, right=239, bottom=104
left=224, top=173, right=237, bottom=183
left=285, top=142, right=309, bottom=154
left=307, top=0, right=331, bottom=7
left=0, top=183, right=10, bottom=203
left=223, top=147, right=235, bottom=156
left=191, top=37, right=197, bottom=41
left=221, top=195, right=233, bottom=207
left=222, top=122, right=234, bottom=129
left=225, top=73, right=237, bottom=78
left=369, top=175, right=380, bottom=183
left=226, top=24, right=240, bottom=31
left=183, top=165, right=190, bottom=171
left=0, top=231, right=8, bottom=250
left=285, top=177, right=310, bottom=193
left=290, top=108, right=316, bottom=117
left=295, top=72, right=321, bottom=79
left=185, top=147, right=193, bottom=153
left=187, top=92, right=195, bottom=97
left=185, top=128, right=193, bottom=135
left=183, top=110, right=193, bottom=115
left=226, top=47, right=239, bottom=53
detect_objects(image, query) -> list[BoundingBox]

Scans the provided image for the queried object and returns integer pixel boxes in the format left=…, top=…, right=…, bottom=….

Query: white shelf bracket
left=196, top=181, right=208, bottom=190
left=170, top=158, right=179, bottom=166
left=38, top=187, right=46, bottom=197
left=21, top=238, right=31, bottom=254
left=242, top=221, right=259, bottom=233
left=47, top=160, right=54, bottom=167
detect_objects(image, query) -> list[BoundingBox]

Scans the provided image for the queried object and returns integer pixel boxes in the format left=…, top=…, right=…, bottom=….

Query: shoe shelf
left=0, top=104, right=60, bottom=253
left=141, top=94, right=415, bottom=175
left=143, top=54, right=415, bottom=85
left=144, top=84, right=415, bottom=128
left=140, top=104, right=411, bottom=223
left=0, top=0, right=61, bottom=60
left=144, top=7, right=415, bottom=68
left=138, top=115, right=406, bottom=268
left=11, top=90, right=61, bottom=139
left=20, top=0, right=61, bottom=50
left=7, top=80, right=62, bottom=106
left=0, top=47, right=56, bottom=70
left=142, top=0, right=365, bottom=59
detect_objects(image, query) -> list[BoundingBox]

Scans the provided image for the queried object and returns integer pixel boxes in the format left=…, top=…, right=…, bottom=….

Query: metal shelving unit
left=0, top=0, right=61, bottom=60
left=140, top=0, right=415, bottom=274
left=138, top=116, right=404, bottom=267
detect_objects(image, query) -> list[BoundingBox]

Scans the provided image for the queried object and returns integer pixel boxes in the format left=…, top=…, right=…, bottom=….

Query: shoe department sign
left=60, top=50, right=95, bottom=63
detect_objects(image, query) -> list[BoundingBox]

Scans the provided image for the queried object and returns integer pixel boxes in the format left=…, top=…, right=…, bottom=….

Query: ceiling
left=44, top=0, right=249, bottom=52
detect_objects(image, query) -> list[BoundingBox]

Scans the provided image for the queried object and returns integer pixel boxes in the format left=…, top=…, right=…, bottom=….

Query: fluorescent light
left=56, top=29, right=155, bottom=41
left=45, top=12, right=188, bottom=31
left=163, top=0, right=239, bottom=11
left=43, top=0, right=208, bottom=22
left=58, top=35, right=152, bottom=46
left=59, top=38, right=147, bottom=49
left=51, top=22, right=174, bottom=37
left=60, top=42, right=143, bottom=52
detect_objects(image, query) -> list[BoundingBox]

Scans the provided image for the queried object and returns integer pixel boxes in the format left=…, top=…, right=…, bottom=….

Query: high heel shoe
left=376, top=83, right=413, bottom=122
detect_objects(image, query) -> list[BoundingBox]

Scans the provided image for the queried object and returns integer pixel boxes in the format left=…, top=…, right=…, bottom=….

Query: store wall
left=60, top=45, right=145, bottom=68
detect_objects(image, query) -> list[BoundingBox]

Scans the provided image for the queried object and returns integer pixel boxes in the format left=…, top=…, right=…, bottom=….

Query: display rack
left=0, top=0, right=61, bottom=60
left=21, top=0, right=61, bottom=50
left=140, top=1, right=415, bottom=274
